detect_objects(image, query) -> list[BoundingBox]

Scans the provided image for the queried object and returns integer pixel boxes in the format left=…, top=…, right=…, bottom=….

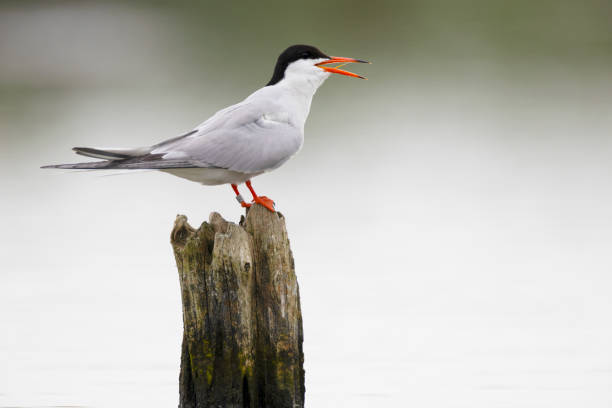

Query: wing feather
left=42, top=158, right=202, bottom=170
left=44, top=90, right=304, bottom=173
left=152, top=101, right=303, bottom=174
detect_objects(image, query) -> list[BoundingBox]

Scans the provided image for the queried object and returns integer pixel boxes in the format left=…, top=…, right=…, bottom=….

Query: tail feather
left=42, top=160, right=115, bottom=170
left=73, top=146, right=151, bottom=160
left=42, top=143, right=204, bottom=170
left=42, top=156, right=201, bottom=170
left=42, top=145, right=156, bottom=169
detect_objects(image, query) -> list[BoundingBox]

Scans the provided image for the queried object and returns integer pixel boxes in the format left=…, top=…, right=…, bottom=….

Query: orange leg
left=231, top=184, right=251, bottom=208
left=245, top=180, right=276, bottom=212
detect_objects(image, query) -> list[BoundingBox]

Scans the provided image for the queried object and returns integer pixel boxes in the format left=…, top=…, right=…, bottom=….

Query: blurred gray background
left=1, top=0, right=611, bottom=407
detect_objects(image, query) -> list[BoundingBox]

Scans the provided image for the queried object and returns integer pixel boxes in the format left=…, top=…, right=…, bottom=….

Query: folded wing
left=43, top=99, right=303, bottom=173
left=152, top=102, right=303, bottom=174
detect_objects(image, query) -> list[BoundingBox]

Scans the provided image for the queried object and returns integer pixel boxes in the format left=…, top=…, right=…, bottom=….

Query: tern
left=43, top=44, right=368, bottom=212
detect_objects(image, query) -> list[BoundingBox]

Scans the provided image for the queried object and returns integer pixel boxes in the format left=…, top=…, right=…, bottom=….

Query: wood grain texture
left=171, top=204, right=304, bottom=408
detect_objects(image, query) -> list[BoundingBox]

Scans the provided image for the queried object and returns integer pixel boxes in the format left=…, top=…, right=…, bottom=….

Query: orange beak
left=316, top=56, right=370, bottom=79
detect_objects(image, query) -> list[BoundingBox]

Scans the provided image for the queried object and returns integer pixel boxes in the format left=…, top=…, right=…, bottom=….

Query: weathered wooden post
left=170, top=204, right=305, bottom=408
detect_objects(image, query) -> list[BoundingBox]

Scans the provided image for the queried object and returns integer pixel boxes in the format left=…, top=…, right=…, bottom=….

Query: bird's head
left=266, top=44, right=368, bottom=89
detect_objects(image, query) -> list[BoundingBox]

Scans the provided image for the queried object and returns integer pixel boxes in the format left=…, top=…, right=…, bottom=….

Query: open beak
left=316, top=56, right=370, bottom=79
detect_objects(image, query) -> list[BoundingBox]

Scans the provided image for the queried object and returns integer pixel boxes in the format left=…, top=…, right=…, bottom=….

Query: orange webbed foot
left=252, top=196, right=276, bottom=212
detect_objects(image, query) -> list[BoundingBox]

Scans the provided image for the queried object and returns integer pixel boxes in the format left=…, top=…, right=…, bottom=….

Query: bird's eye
left=301, top=52, right=310, bottom=58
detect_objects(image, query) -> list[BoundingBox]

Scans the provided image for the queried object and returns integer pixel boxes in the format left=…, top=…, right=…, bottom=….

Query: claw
left=252, top=196, right=276, bottom=212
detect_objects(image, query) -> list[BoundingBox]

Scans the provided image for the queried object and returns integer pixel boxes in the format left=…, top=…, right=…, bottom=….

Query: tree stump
left=170, top=204, right=305, bottom=408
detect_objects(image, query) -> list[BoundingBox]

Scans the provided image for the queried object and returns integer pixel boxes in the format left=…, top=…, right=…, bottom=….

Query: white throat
left=272, top=58, right=330, bottom=128
left=279, top=58, right=330, bottom=95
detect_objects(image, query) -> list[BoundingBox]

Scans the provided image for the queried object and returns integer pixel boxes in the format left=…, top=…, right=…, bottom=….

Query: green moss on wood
left=171, top=206, right=304, bottom=408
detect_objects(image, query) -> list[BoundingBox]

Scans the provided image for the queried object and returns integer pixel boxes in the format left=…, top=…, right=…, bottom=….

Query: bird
left=43, top=44, right=369, bottom=212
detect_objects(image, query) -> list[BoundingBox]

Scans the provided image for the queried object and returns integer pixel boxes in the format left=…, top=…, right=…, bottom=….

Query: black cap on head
left=266, top=45, right=330, bottom=86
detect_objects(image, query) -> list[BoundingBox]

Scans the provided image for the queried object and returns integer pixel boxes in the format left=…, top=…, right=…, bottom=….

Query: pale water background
left=1, top=1, right=612, bottom=407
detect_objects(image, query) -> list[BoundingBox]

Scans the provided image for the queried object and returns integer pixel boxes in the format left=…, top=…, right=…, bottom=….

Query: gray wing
left=43, top=97, right=303, bottom=172
left=41, top=156, right=201, bottom=170
left=151, top=101, right=303, bottom=174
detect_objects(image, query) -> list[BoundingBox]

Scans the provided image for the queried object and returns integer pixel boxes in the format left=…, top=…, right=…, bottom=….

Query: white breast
left=162, top=168, right=261, bottom=185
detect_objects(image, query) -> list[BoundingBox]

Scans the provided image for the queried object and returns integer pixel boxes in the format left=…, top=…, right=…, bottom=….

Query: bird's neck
left=281, top=71, right=327, bottom=94
left=275, top=74, right=327, bottom=128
